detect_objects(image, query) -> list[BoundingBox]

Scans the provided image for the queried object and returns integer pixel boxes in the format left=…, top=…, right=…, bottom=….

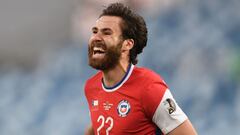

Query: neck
left=102, top=60, right=130, bottom=88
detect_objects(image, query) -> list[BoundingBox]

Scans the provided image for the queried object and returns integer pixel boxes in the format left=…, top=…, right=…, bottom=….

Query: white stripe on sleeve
left=152, top=89, right=188, bottom=134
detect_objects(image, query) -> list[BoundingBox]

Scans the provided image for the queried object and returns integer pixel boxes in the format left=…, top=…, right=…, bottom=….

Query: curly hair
left=99, top=3, right=148, bottom=65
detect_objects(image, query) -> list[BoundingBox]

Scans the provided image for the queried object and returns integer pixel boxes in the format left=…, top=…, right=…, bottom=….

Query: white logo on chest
left=103, top=101, right=113, bottom=111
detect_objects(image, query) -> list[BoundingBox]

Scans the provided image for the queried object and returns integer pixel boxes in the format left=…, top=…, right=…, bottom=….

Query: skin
left=88, top=16, right=134, bottom=87
left=86, top=16, right=197, bottom=135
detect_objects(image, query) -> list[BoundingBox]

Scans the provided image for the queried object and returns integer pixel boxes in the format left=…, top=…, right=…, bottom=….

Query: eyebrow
left=92, top=27, right=98, bottom=31
left=92, top=27, right=113, bottom=33
left=101, top=28, right=112, bottom=32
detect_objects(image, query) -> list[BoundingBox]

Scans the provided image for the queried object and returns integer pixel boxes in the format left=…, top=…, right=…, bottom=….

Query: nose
left=90, top=33, right=103, bottom=42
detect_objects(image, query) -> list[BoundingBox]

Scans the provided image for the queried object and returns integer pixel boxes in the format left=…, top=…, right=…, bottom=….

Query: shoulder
left=133, top=66, right=167, bottom=86
left=133, top=66, right=168, bottom=100
left=135, top=67, right=169, bottom=118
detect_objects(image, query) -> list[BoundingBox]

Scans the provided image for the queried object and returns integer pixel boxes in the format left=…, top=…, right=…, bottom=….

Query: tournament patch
left=163, top=98, right=176, bottom=115
left=117, top=100, right=131, bottom=117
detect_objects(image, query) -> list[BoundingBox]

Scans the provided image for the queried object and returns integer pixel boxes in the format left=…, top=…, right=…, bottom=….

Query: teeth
left=93, top=47, right=105, bottom=52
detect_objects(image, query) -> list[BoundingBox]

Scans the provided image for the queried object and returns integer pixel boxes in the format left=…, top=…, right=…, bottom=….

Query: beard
left=88, top=40, right=122, bottom=71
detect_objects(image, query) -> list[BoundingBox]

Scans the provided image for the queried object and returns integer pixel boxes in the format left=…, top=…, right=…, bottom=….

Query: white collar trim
left=102, top=64, right=134, bottom=92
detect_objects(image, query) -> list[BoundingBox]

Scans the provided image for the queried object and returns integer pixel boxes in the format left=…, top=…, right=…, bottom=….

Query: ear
left=122, top=39, right=134, bottom=51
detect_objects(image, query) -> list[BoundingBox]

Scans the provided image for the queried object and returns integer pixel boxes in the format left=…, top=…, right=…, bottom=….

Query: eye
left=101, top=28, right=113, bottom=35
left=92, top=29, right=97, bottom=34
left=103, top=31, right=112, bottom=35
left=92, top=27, right=98, bottom=34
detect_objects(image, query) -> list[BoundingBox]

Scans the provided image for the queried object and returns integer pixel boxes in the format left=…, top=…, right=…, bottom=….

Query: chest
left=88, top=87, right=154, bottom=134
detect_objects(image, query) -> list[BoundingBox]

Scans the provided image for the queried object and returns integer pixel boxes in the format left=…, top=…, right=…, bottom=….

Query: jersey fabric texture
left=84, top=64, right=187, bottom=135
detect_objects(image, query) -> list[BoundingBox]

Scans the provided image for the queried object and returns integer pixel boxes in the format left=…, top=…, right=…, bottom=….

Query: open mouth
left=92, top=47, right=106, bottom=58
left=93, top=47, right=105, bottom=54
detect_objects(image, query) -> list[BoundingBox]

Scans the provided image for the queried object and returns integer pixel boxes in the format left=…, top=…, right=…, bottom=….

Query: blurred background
left=0, top=0, right=239, bottom=134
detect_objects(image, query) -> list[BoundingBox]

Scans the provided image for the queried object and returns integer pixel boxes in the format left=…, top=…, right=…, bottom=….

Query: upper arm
left=141, top=80, right=193, bottom=134
left=167, top=119, right=197, bottom=135
left=152, top=89, right=188, bottom=134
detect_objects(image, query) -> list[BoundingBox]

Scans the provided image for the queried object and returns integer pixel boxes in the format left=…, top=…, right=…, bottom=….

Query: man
left=84, top=3, right=197, bottom=135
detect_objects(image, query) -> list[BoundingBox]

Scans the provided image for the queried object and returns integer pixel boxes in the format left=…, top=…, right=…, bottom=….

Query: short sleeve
left=141, top=81, right=168, bottom=119
left=152, top=89, right=188, bottom=134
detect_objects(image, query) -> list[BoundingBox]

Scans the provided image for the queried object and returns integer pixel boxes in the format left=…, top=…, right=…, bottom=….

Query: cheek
left=88, top=37, right=94, bottom=45
left=105, top=37, right=119, bottom=46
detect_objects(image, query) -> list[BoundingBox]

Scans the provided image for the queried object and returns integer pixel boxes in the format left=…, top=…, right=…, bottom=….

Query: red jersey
left=85, top=65, right=187, bottom=135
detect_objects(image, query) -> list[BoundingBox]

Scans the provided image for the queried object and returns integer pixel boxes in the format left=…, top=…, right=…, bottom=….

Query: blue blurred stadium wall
left=0, top=0, right=239, bottom=134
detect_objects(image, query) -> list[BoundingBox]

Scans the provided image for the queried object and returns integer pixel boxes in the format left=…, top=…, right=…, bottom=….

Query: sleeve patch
left=163, top=98, right=176, bottom=115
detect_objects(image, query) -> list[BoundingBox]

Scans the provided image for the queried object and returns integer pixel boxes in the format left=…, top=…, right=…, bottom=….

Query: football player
left=84, top=3, right=197, bottom=135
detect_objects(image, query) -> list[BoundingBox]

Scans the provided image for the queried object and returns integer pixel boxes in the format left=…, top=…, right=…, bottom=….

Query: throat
left=102, top=78, right=119, bottom=88
left=102, top=70, right=126, bottom=88
left=102, top=64, right=132, bottom=90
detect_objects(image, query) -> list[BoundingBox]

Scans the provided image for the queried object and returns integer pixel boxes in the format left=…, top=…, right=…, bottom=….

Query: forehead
left=95, top=16, right=123, bottom=32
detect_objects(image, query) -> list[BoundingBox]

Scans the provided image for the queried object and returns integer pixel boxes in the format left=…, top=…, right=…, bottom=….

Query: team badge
left=117, top=100, right=131, bottom=117
left=164, top=98, right=176, bottom=114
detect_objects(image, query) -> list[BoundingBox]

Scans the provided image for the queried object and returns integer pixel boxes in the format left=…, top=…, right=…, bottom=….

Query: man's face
left=88, top=16, right=124, bottom=70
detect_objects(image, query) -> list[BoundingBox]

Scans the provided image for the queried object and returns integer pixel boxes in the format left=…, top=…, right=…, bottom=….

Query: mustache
left=90, top=41, right=107, bottom=50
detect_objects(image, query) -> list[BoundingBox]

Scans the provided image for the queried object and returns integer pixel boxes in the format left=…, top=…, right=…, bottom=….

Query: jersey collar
left=101, top=64, right=134, bottom=92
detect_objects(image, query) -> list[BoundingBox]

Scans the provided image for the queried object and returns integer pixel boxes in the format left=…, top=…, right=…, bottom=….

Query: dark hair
left=100, top=3, right=148, bottom=65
